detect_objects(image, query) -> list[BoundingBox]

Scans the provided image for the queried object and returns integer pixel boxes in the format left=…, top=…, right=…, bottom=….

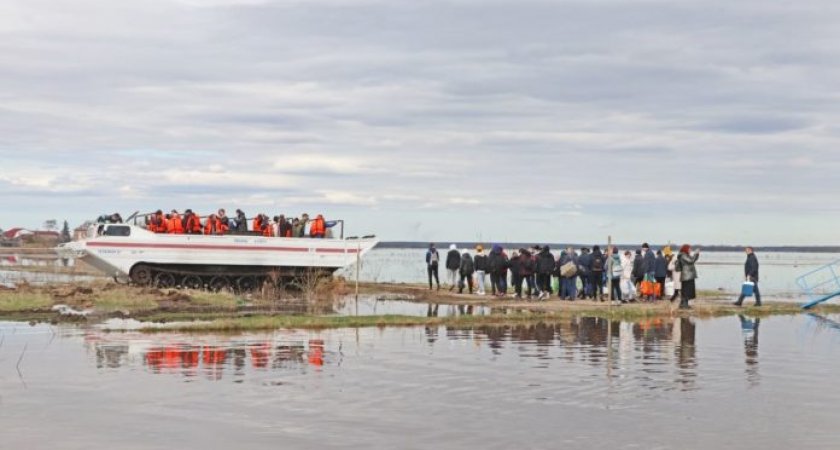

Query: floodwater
left=2, top=315, right=839, bottom=449
left=338, top=248, right=840, bottom=299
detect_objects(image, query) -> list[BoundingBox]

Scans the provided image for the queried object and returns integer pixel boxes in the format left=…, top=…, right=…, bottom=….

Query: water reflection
left=82, top=317, right=712, bottom=388
left=87, top=334, right=329, bottom=381
left=739, top=315, right=760, bottom=385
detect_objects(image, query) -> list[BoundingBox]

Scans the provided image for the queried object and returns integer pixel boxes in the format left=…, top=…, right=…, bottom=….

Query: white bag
left=665, top=280, right=675, bottom=297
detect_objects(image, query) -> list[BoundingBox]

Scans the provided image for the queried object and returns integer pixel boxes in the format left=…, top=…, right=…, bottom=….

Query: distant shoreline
left=376, top=242, right=840, bottom=253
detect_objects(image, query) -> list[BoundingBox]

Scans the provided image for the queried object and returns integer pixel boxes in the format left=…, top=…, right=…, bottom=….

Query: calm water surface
left=2, top=315, right=839, bottom=449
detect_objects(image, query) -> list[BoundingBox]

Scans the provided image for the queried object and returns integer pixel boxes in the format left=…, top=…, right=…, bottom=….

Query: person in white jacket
left=620, top=250, right=636, bottom=301
left=667, top=253, right=682, bottom=302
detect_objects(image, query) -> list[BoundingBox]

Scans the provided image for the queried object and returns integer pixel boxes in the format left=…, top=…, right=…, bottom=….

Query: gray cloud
left=2, top=0, right=840, bottom=243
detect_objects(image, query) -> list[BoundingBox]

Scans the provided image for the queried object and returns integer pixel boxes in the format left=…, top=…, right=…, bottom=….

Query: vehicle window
left=104, top=226, right=131, bottom=237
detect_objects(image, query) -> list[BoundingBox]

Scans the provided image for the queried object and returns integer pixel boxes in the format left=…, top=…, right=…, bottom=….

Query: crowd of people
left=100, top=210, right=333, bottom=238
left=425, top=243, right=761, bottom=310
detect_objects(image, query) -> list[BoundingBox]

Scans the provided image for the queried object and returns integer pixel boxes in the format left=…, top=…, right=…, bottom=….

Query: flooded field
left=2, top=314, right=839, bottom=449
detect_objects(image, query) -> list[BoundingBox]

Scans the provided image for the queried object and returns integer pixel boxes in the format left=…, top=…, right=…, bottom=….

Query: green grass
left=0, top=292, right=53, bottom=312
left=92, top=291, right=159, bottom=312
left=184, top=290, right=238, bottom=308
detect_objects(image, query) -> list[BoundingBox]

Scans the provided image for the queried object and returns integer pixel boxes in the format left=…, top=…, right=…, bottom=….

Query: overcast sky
left=2, top=0, right=839, bottom=245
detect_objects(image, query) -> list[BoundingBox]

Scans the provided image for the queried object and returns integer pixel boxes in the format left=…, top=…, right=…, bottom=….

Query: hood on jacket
left=449, top=244, right=457, bottom=250
left=492, top=244, right=502, bottom=253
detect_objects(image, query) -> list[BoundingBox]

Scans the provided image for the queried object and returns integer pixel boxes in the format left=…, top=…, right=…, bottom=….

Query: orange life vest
left=204, top=217, right=220, bottom=235
left=185, top=214, right=202, bottom=234
left=252, top=216, right=263, bottom=233
left=310, top=216, right=325, bottom=237
left=167, top=214, right=184, bottom=234
left=150, top=213, right=166, bottom=233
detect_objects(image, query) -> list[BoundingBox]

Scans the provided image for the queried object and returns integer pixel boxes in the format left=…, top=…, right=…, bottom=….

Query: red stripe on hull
left=87, top=241, right=359, bottom=253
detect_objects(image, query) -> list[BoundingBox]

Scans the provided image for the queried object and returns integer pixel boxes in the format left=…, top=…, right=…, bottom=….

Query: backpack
left=611, top=256, right=623, bottom=278
left=592, top=255, right=604, bottom=272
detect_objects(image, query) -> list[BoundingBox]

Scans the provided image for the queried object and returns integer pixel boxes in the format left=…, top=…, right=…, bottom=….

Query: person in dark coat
left=458, top=252, right=475, bottom=294
left=425, top=243, right=441, bottom=290
left=577, top=248, right=592, bottom=299
left=445, top=244, right=461, bottom=291
left=590, top=246, right=606, bottom=301
left=632, top=250, right=644, bottom=286
left=535, top=246, right=555, bottom=300
left=734, top=247, right=762, bottom=307
left=234, top=209, right=248, bottom=232
left=518, top=249, right=536, bottom=299
left=487, top=244, right=509, bottom=296
left=509, top=251, right=522, bottom=298
left=641, top=243, right=656, bottom=300
left=654, top=250, right=668, bottom=300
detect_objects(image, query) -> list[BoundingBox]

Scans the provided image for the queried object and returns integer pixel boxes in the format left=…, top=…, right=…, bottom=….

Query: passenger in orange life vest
left=184, top=209, right=202, bottom=234
left=167, top=210, right=184, bottom=234
left=264, top=215, right=274, bottom=237
left=217, top=208, right=230, bottom=231
left=149, top=210, right=165, bottom=233
left=252, top=214, right=267, bottom=235
left=204, top=214, right=223, bottom=235
left=310, top=214, right=326, bottom=238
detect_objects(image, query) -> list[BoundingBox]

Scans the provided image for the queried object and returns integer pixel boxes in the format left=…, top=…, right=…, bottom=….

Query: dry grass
left=0, top=291, right=53, bottom=312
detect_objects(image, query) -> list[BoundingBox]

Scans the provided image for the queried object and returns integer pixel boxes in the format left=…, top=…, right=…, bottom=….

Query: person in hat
left=473, top=245, right=489, bottom=295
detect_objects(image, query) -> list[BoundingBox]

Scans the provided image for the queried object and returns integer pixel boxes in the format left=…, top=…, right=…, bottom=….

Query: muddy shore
left=0, top=280, right=836, bottom=329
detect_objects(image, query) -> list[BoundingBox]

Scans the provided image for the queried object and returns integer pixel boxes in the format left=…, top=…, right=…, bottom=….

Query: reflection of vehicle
left=84, top=331, right=327, bottom=379
left=57, top=221, right=377, bottom=290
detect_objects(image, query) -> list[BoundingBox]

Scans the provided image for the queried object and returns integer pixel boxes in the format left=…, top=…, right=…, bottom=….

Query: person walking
left=458, top=251, right=475, bottom=294
left=473, top=245, right=489, bottom=295
left=425, top=243, right=441, bottom=290
left=677, top=244, right=701, bottom=309
left=654, top=250, right=668, bottom=300
left=734, top=247, right=762, bottom=307
left=535, top=245, right=555, bottom=300
left=445, top=244, right=461, bottom=291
